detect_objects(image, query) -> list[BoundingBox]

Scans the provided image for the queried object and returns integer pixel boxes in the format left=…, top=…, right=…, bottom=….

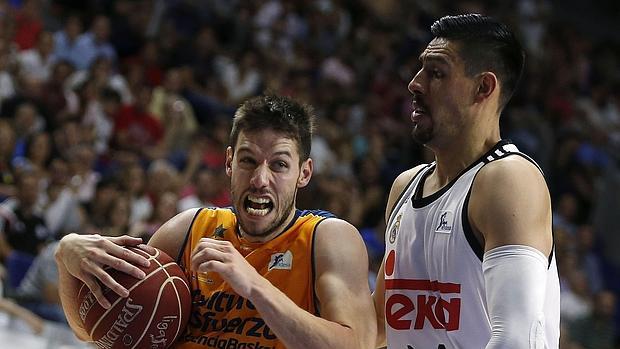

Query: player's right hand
left=54, top=233, right=152, bottom=308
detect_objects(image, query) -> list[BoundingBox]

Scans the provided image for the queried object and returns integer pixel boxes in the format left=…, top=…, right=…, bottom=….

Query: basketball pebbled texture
left=76, top=247, right=191, bottom=349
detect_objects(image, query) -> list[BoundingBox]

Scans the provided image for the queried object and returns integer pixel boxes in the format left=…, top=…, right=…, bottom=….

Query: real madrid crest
left=388, top=213, right=402, bottom=244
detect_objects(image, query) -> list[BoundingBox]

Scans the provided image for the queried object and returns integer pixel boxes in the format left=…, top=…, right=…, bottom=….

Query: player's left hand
left=191, top=238, right=261, bottom=298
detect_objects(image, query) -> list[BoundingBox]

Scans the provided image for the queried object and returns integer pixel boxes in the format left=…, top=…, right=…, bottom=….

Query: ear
left=225, top=146, right=233, bottom=177
left=474, top=72, right=498, bottom=103
left=297, top=158, right=313, bottom=188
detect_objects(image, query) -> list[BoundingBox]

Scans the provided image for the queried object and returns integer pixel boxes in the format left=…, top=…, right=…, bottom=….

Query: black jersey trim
left=311, top=217, right=332, bottom=317
left=387, top=164, right=432, bottom=224
left=411, top=140, right=512, bottom=208
left=177, top=207, right=205, bottom=265
left=462, top=186, right=484, bottom=261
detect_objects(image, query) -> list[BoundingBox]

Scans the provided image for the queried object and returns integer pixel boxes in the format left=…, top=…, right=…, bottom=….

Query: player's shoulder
left=477, top=155, right=544, bottom=185
left=472, top=155, right=549, bottom=207
left=384, top=164, right=428, bottom=222
left=149, top=208, right=201, bottom=257
left=390, top=164, right=428, bottom=197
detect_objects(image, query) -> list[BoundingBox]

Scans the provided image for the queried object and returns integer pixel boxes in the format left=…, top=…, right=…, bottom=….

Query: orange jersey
left=173, top=207, right=334, bottom=349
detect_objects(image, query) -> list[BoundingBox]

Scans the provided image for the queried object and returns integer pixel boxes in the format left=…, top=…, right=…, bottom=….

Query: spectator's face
left=92, top=17, right=110, bottom=42
left=226, top=129, right=312, bottom=239
left=66, top=16, right=82, bottom=40
left=14, top=104, right=37, bottom=134
left=0, top=122, right=15, bottom=156
left=195, top=170, right=219, bottom=198
left=407, top=38, right=478, bottom=147
left=126, top=166, right=145, bottom=194
left=28, top=132, right=51, bottom=163
left=37, top=31, right=54, bottom=55
left=156, top=192, right=178, bottom=221
left=18, top=174, right=39, bottom=207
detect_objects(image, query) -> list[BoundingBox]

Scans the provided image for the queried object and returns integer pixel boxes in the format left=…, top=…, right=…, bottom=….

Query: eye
left=271, top=160, right=289, bottom=171
left=239, top=157, right=256, bottom=166
left=431, top=68, right=443, bottom=79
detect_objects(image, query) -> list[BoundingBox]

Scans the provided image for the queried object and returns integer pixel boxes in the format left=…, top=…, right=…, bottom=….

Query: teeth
left=248, top=195, right=271, bottom=204
left=247, top=207, right=270, bottom=216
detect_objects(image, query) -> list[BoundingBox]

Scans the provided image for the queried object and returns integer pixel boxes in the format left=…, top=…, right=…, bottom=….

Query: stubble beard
left=411, top=122, right=434, bottom=145
left=237, top=190, right=297, bottom=239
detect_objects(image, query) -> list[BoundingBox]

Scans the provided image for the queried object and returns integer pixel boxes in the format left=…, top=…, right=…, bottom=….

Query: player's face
left=408, top=38, right=478, bottom=147
left=226, top=129, right=312, bottom=240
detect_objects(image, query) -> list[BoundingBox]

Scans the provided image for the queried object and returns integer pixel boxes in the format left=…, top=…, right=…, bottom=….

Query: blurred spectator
left=11, top=0, right=43, bottom=51
left=0, top=297, right=44, bottom=334
left=17, top=30, right=56, bottom=83
left=217, top=52, right=262, bottom=104
left=40, top=60, right=79, bottom=129
left=0, top=120, right=16, bottom=200
left=10, top=102, right=45, bottom=162
left=569, top=290, right=617, bottom=349
left=0, top=171, right=52, bottom=288
left=71, top=15, right=116, bottom=70
left=68, top=55, right=132, bottom=105
left=149, top=67, right=198, bottom=158
left=120, top=163, right=152, bottom=225
left=81, top=87, right=121, bottom=156
left=178, top=167, right=229, bottom=211
left=13, top=241, right=64, bottom=323
left=130, top=190, right=178, bottom=242
left=111, top=85, right=163, bottom=160
left=82, top=176, right=119, bottom=233
left=52, top=14, right=83, bottom=67
left=40, top=158, right=83, bottom=236
left=0, top=38, right=17, bottom=107
left=99, top=194, right=131, bottom=237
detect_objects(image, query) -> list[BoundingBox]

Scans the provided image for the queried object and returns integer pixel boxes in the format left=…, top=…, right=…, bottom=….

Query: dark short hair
left=430, top=14, right=525, bottom=110
left=229, top=94, right=316, bottom=162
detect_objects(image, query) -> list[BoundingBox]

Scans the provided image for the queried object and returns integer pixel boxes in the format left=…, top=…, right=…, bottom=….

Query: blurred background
left=0, top=0, right=619, bottom=348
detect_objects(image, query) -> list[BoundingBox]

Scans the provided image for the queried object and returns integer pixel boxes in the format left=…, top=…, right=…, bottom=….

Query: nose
left=408, top=70, right=424, bottom=95
left=250, top=163, right=270, bottom=189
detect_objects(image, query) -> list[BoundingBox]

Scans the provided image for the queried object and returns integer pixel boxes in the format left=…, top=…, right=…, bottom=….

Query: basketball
left=76, top=247, right=191, bottom=349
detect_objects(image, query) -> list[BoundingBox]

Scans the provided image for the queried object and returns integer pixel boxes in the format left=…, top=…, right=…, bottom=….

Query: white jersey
left=384, top=140, right=560, bottom=349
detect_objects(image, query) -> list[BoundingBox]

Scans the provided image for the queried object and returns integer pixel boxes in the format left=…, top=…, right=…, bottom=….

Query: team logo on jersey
left=435, top=210, right=453, bottom=234
left=212, top=224, right=226, bottom=239
left=268, top=251, right=293, bottom=271
left=389, top=213, right=403, bottom=243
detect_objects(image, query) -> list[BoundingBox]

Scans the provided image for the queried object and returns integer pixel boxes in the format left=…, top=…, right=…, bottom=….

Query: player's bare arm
left=469, top=155, right=553, bottom=348
left=374, top=164, right=426, bottom=348
left=469, top=155, right=552, bottom=254
left=192, top=217, right=376, bottom=348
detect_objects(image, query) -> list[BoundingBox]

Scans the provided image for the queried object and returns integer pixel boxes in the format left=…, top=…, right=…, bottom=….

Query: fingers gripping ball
left=77, top=247, right=191, bottom=349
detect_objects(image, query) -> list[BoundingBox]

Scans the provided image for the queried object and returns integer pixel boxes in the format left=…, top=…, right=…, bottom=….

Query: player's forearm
left=55, top=250, right=90, bottom=340
left=249, top=278, right=366, bottom=349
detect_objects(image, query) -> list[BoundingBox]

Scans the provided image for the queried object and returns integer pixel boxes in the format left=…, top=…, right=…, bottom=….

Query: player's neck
left=432, top=131, right=500, bottom=186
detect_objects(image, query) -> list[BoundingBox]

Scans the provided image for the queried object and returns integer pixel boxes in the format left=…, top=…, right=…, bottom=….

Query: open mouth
left=244, top=194, right=274, bottom=216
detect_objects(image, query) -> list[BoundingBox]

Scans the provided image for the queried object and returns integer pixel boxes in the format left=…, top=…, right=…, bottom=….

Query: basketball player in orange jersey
left=373, top=14, right=560, bottom=349
left=55, top=95, right=376, bottom=348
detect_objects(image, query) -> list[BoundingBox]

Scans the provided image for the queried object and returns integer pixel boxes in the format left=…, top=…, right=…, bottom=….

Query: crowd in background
left=0, top=0, right=619, bottom=348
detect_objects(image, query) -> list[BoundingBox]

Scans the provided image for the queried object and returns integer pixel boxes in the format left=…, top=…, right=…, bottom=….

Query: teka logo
left=435, top=211, right=453, bottom=234
left=384, top=250, right=461, bottom=331
left=268, top=251, right=293, bottom=271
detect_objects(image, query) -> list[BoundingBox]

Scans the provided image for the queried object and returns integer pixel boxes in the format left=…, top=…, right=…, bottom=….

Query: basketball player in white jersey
left=373, top=14, right=560, bottom=349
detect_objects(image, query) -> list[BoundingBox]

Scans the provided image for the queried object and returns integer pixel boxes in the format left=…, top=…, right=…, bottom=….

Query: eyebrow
left=236, top=147, right=294, bottom=158
left=418, top=53, right=451, bottom=66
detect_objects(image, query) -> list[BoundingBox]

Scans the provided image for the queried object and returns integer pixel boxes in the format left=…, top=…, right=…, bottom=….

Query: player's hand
left=191, top=238, right=261, bottom=298
left=55, top=233, right=153, bottom=308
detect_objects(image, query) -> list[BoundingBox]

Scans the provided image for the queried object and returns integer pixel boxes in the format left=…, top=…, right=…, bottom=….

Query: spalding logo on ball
left=77, top=247, right=191, bottom=349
